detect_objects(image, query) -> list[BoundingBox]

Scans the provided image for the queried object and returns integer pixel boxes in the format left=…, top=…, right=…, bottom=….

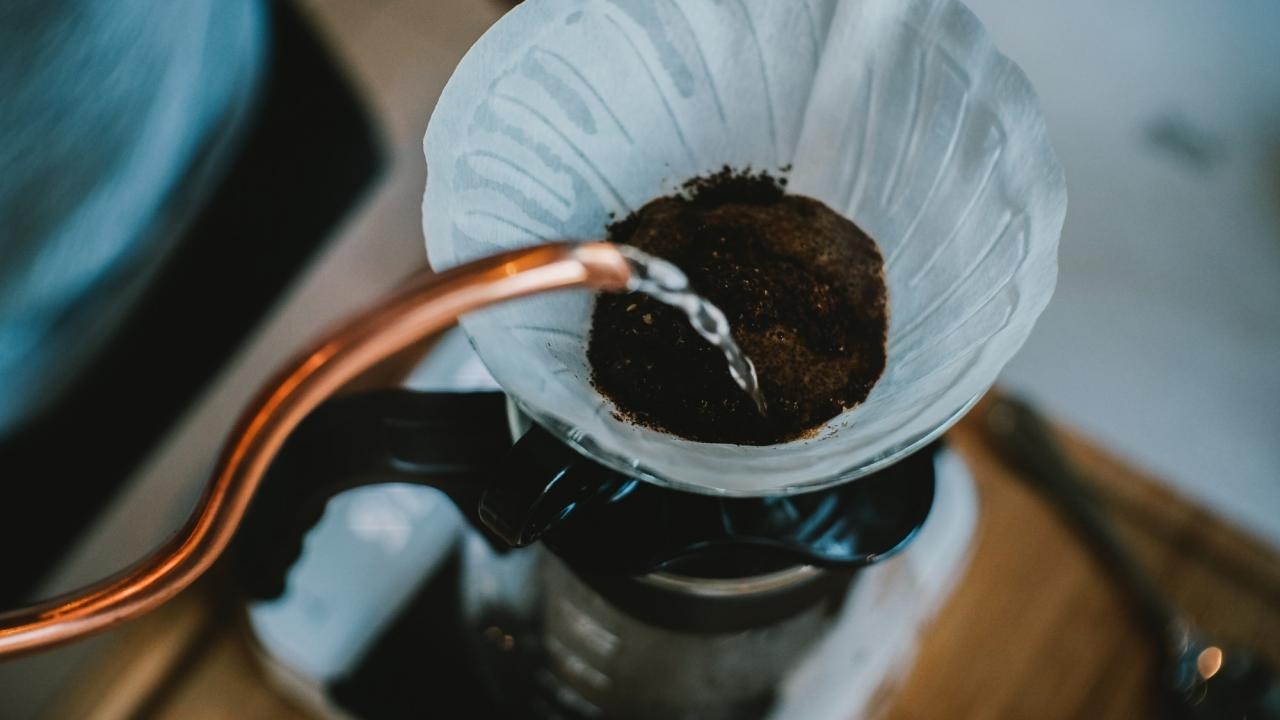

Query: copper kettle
left=0, top=242, right=631, bottom=657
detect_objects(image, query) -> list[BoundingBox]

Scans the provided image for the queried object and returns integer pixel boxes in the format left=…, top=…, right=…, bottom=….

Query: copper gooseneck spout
left=0, top=242, right=632, bottom=658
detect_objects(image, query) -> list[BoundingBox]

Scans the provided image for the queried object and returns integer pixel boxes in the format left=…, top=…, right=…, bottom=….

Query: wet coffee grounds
left=587, top=168, right=889, bottom=445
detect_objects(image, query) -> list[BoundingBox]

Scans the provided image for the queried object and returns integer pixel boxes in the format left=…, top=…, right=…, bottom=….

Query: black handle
left=234, top=387, right=943, bottom=598
left=479, top=419, right=624, bottom=546
left=489, top=423, right=939, bottom=577
left=232, top=389, right=514, bottom=600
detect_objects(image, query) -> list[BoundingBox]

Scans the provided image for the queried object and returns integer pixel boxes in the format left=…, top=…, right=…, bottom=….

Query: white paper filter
left=423, top=0, right=1065, bottom=495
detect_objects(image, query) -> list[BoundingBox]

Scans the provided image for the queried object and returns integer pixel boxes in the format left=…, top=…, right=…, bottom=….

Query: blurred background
left=0, top=0, right=1276, bottom=717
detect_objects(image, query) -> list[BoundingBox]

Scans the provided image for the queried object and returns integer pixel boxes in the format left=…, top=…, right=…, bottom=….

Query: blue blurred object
left=0, top=0, right=382, bottom=607
left=0, top=0, right=267, bottom=437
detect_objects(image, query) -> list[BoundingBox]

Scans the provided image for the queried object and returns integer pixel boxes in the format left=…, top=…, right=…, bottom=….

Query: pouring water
left=615, top=245, right=768, bottom=415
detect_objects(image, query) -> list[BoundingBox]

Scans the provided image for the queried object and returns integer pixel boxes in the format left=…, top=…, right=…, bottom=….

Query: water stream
left=616, top=245, right=768, bottom=415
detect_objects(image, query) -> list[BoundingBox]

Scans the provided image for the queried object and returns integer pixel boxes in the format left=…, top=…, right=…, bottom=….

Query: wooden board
left=41, top=393, right=1280, bottom=719
left=885, top=396, right=1280, bottom=720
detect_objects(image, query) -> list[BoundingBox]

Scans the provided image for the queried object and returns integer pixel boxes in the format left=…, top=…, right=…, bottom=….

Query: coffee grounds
left=587, top=168, right=888, bottom=445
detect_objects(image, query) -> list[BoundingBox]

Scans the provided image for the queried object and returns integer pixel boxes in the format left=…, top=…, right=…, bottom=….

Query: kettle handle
left=232, top=390, right=514, bottom=600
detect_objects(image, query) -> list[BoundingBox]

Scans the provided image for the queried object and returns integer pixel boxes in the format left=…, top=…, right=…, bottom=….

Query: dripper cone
left=423, top=0, right=1066, bottom=495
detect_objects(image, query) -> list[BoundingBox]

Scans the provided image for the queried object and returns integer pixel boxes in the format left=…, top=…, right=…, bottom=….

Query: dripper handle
left=233, top=390, right=514, bottom=600
left=480, top=420, right=624, bottom=547
left=232, top=389, right=613, bottom=600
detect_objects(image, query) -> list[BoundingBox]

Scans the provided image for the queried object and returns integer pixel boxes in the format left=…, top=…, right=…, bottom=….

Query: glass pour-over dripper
left=424, top=0, right=1067, bottom=495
